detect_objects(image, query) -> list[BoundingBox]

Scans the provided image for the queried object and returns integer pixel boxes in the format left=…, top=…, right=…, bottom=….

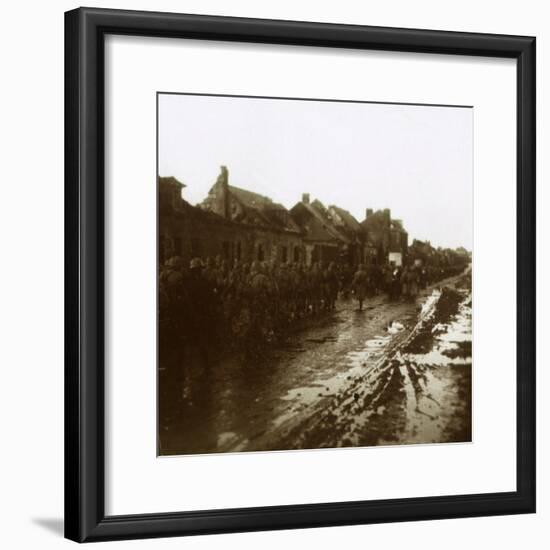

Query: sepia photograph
left=157, top=92, right=473, bottom=456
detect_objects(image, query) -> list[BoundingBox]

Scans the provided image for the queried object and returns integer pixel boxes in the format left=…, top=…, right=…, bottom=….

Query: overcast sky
left=158, top=93, right=472, bottom=250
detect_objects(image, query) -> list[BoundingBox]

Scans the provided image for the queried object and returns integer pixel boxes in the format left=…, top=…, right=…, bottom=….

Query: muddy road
left=159, top=271, right=472, bottom=455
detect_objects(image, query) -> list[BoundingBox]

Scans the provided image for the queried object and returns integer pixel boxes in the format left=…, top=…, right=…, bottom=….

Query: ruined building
left=408, top=239, right=471, bottom=270
left=361, top=208, right=409, bottom=266
left=159, top=175, right=249, bottom=264
left=289, top=194, right=352, bottom=265
left=199, top=166, right=304, bottom=264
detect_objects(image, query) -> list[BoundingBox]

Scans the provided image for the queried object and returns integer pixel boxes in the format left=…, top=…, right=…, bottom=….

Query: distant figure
left=324, top=262, right=339, bottom=311
left=351, top=264, right=369, bottom=311
left=401, top=263, right=419, bottom=301
left=390, top=264, right=402, bottom=300
left=186, top=257, right=214, bottom=349
left=382, top=264, right=393, bottom=296
left=408, top=265, right=420, bottom=299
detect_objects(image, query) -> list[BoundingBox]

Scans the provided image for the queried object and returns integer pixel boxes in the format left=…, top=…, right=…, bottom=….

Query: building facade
left=159, top=167, right=411, bottom=270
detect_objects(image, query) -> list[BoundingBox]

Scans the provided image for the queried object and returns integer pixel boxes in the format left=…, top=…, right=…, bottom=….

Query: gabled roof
left=200, top=179, right=301, bottom=233
left=290, top=200, right=350, bottom=244
left=229, top=185, right=276, bottom=210
left=289, top=203, right=338, bottom=243
left=328, top=205, right=361, bottom=232
left=228, top=185, right=302, bottom=233
left=308, top=200, right=351, bottom=243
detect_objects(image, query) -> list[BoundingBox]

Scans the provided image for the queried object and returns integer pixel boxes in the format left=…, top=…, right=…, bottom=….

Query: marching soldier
left=351, top=263, right=369, bottom=311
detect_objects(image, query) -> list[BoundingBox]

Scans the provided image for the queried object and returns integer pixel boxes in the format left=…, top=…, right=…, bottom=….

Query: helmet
left=189, top=257, right=203, bottom=270
left=165, top=256, right=184, bottom=268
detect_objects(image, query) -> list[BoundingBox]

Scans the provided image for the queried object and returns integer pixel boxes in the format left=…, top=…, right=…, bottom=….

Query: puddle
left=401, top=349, right=471, bottom=367
left=420, top=289, right=441, bottom=316
left=271, top=310, right=416, bottom=429
left=306, top=336, right=338, bottom=344
left=402, top=292, right=472, bottom=368
left=387, top=321, right=405, bottom=334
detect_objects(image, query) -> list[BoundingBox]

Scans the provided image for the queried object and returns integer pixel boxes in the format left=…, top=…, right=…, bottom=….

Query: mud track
left=160, top=270, right=472, bottom=455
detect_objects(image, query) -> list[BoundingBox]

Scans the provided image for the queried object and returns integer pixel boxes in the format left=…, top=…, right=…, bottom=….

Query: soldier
left=228, top=261, right=252, bottom=346
left=308, top=262, right=323, bottom=315
left=277, top=262, right=293, bottom=327
left=324, top=262, right=339, bottom=311
left=225, top=259, right=243, bottom=301
left=351, top=263, right=369, bottom=311
left=401, top=265, right=410, bottom=298
left=218, top=259, right=229, bottom=290
left=390, top=263, right=402, bottom=300
left=185, top=257, right=214, bottom=359
left=339, top=263, right=352, bottom=299
left=203, top=257, right=216, bottom=288
left=407, top=264, right=420, bottom=300
left=160, top=257, right=208, bottom=404
left=247, top=261, right=274, bottom=349
left=159, top=256, right=188, bottom=340
left=423, top=265, right=430, bottom=286
left=288, top=262, right=302, bottom=320
left=371, top=262, right=383, bottom=295
left=300, top=262, right=310, bottom=317
left=363, top=262, right=375, bottom=299
left=382, top=264, right=393, bottom=296
left=264, top=260, right=281, bottom=335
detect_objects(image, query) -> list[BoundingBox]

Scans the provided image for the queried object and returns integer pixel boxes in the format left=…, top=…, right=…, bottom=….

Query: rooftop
left=158, top=175, right=186, bottom=188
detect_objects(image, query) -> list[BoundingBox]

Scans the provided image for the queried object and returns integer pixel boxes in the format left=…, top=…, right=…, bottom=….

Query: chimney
left=383, top=208, right=391, bottom=224
left=366, top=208, right=373, bottom=218
left=220, top=165, right=228, bottom=182
left=302, top=193, right=310, bottom=205
left=217, top=165, right=230, bottom=219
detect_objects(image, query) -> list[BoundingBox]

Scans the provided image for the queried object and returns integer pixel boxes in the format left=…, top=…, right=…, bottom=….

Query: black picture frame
left=65, top=7, right=536, bottom=543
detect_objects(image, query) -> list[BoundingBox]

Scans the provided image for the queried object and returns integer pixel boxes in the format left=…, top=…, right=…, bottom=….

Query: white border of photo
left=104, top=35, right=516, bottom=516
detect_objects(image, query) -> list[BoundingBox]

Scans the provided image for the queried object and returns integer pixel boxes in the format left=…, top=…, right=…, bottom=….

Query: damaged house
left=361, top=208, right=408, bottom=266
left=327, top=204, right=364, bottom=266
left=199, top=166, right=304, bottom=264
left=289, top=194, right=352, bottom=266
left=159, top=175, right=252, bottom=265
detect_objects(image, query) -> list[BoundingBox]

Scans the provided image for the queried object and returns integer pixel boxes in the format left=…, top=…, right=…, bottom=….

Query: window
left=258, top=244, right=264, bottom=262
left=293, top=246, right=300, bottom=263
left=312, top=247, right=320, bottom=264
left=190, top=237, right=200, bottom=257
left=174, top=237, right=182, bottom=256
left=281, top=246, right=288, bottom=263
left=222, top=241, right=230, bottom=259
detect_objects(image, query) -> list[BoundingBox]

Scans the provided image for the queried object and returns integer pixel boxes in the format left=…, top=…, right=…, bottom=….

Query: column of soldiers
left=160, top=256, right=340, bottom=354
left=159, top=254, right=465, bottom=353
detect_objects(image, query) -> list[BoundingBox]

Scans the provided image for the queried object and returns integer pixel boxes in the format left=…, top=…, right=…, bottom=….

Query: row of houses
left=159, top=166, right=409, bottom=268
left=407, top=238, right=471, bottom=270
